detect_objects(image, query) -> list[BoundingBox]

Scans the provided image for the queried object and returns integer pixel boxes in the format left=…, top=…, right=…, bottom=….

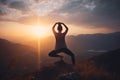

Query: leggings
left=49, top=48, right=75, bottom=64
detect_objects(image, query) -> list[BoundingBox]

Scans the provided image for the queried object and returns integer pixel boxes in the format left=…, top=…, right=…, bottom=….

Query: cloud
left=91, top=0, right=120, bottom=28
left=0, top=0, right=120, bottom=31
left=0, top=8, right=7, bottom=15
left=0, top=0, right=8, bottom=5
left=50, top=0, right=120, bottom=30
left=0, top=0, right=32, bottom=12
left=0, top=0, right=65, bottom=21
left=8, top=1, right=29, bottom=11
left=0, top=0, right=32, bottom=22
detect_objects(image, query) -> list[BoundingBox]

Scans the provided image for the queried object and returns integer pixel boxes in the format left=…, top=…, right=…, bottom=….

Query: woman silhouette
left=49, top=22, right=75, bottom=64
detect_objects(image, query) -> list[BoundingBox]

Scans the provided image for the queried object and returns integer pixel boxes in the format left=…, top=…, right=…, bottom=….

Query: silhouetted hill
left=0, top=38, right=37, bottom=79
left=92, top=48, right=120, bottom=74
left=67, top=32, right=120, bottom=52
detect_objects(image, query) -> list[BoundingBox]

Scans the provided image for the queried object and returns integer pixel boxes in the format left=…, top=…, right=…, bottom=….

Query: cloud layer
left=0, top=0, right=120, bottom=30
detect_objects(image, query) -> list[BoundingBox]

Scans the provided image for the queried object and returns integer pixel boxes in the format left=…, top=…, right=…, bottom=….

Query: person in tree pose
left=49, top=22, right=75, bottom=64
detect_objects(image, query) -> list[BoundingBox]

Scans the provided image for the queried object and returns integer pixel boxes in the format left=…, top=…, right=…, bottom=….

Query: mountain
left=0, top=38, right=38, bottom=79
left=66, top=32, right=120, bottom=52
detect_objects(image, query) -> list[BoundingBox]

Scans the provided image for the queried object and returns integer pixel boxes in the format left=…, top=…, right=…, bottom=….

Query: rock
left=59, top=72, right=81, bottom=80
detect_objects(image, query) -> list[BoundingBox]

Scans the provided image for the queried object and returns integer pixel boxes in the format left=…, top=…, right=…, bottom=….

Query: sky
left=0, top=0, right=120, bottom=41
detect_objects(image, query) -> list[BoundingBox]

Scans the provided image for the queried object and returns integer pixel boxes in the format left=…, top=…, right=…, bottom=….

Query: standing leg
left=62, top=48, right=75, bottom=64
left=48, top=50, right=63, bottom=60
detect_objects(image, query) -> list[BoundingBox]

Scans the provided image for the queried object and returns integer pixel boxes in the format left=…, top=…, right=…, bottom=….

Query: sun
left=30, top=26, right=49, bottom=38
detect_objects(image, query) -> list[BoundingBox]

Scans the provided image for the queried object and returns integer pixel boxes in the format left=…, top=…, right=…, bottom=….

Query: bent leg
left=48, top=50, right=63, bottom=60
left=62, top=48, right=75, bottom=64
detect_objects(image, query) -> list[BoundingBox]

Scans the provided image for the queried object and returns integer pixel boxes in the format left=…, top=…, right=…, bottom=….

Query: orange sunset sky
left=0, top=0, right=120, bottom=41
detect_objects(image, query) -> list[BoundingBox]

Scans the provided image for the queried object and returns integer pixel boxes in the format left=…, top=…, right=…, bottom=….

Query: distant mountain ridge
left=66, top=32, right=120, bottom=51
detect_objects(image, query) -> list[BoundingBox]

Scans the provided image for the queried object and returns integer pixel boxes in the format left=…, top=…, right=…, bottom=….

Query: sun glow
left=30, top=26, right=50, bottom=38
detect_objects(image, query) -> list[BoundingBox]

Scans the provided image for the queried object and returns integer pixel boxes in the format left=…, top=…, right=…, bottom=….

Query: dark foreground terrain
left=1, top=49, right=120, bottom=80
left=0, top=38, right=120, bottom=80
left=33, top=48, right=120, bottom=80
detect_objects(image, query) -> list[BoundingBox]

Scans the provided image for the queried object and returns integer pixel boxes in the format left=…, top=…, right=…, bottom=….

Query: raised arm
left=52, top=23, right=57, bottom=34
left=62, top=23, right=68, bottom=35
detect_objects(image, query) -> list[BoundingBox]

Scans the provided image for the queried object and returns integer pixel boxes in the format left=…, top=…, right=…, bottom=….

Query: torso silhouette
left=49, top=22, right=75, bottom=64
left=54, top=32, right=67, bottom=50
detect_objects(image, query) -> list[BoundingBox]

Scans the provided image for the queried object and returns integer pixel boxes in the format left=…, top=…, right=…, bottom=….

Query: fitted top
left=54, top=33, right=67, bottom=50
